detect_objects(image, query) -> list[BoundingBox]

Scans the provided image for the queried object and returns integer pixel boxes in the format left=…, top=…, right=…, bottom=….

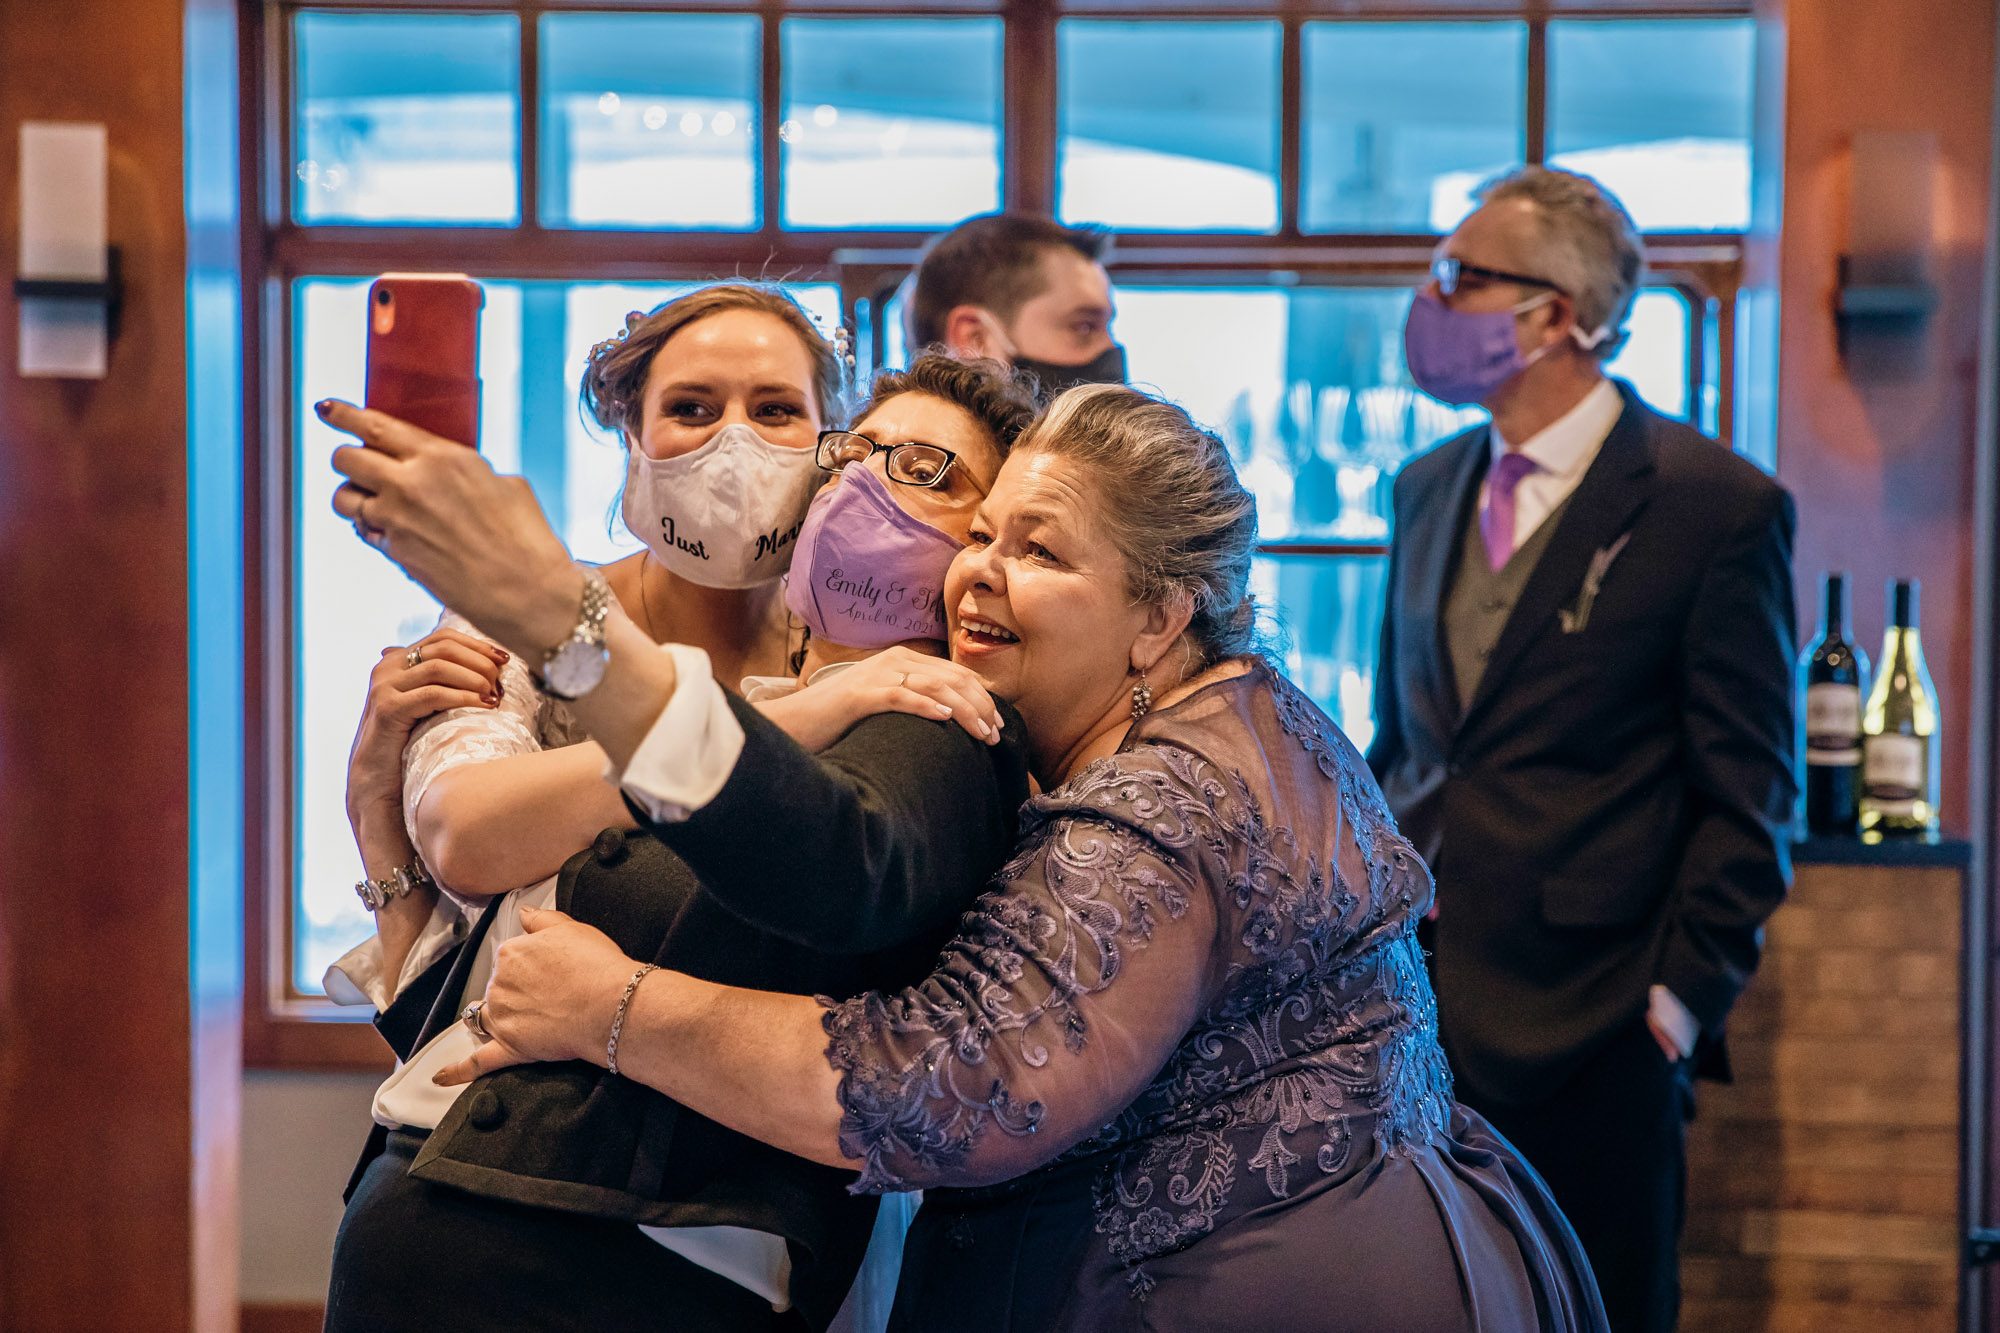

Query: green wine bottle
left=1860, top=579, right=1941, bottom=836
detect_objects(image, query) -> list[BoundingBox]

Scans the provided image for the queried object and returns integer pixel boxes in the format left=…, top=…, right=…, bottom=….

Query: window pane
left=291, top=280, right=839, bottom=992
left=540, top=14, right=758, bottom=230
left=1607, top=289, right=1692, bottom=422
left=781, top=19, right=1002, bottom=229
left=1303, top=22, right=1526, bottom=233
left=1117, top=286, right=1482, bottom=543
left=1548, top=19, right=1755, bottom=231
left=1059, top=21, right=1280, bottom=232
left=293, top=12, right=519, bottom=225
left=1114, top=282, right=1692, bottom=534
left=1254, top=553, right=1388, bottom=751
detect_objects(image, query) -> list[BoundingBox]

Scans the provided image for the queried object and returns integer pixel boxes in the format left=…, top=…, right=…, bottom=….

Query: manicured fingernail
left=314, top=399, right=334, bottom=419
left=483, top=694, right=499, bottom=706
left=976, top=719, right=993, bottom=739
left=494, top=648, right=510, bottom=662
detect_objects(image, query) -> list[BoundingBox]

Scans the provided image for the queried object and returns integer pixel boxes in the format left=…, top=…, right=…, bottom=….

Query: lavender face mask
left=1402, top=289, right=1556, bottom=407
left=784, top=462, right=965, bottom=649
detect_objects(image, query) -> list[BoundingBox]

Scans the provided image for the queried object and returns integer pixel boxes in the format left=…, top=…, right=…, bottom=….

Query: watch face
left=545, top=637, right=609, bottom=699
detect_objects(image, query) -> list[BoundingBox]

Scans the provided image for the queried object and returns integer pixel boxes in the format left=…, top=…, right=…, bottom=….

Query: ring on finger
left=405, top=646, right=424, bottom=669
left=460, top=1000, right=492, bottom=1042
left=898, top=672, right=910, bottom=689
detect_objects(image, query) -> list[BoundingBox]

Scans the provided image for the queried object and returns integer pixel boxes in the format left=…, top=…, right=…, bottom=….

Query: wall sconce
left=13, top=121, right=121, bottom=379
left=1837, top=129, right=1939, bottom=354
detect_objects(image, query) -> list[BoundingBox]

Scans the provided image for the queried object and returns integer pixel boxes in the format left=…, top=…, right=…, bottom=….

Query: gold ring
left=405, top=646, right=423, bottom=669
left=898, top=673, right=910, bottom=689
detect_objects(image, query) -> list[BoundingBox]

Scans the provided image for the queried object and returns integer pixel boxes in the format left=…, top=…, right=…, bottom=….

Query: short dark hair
left=859, top=353, right=1039, bottom=460
left=908, top=213, right=1112, bottom=349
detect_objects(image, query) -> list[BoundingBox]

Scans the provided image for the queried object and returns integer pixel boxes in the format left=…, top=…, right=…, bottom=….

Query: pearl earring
left=1130, top=667, right=1153, bottom=719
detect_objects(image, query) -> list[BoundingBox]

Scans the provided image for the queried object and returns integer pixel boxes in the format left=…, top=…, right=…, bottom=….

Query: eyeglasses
left=815, top=430, right=987, bottom=493
left=1430, top=256, right=1564, bottom=299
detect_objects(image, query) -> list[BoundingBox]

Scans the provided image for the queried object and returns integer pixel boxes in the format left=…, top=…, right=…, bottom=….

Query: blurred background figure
left=1367, top=166, right=1797, bottom=1333
left=906, top=212, right=1124, bottom=395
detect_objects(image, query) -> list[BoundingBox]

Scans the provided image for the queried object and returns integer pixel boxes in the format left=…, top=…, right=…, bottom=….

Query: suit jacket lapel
left=1407, top=425, right=1492, bottom=737
left=1457, top=390, right=1657, bottom=737
left=408, top=896, right=506, bottom=1052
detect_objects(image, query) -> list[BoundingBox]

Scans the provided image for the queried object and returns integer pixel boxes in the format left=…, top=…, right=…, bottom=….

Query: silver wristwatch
left=355, top=858, right=434, bottom=911
left=540, top=566, right=614, bottom=700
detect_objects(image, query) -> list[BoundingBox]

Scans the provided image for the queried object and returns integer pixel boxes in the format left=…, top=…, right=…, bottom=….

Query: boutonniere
left=1558, top=532, right=1633, bottom=634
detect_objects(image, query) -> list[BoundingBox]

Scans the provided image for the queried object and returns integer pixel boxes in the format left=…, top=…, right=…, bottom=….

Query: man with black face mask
left=908, top=212, right=1125, bottom=399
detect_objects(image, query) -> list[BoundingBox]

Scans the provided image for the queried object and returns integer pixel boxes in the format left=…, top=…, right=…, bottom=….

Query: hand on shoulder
left=754, top=645, right=1003, bottom=753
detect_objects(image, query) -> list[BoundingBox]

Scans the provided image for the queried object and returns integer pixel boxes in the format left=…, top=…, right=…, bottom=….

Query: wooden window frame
left=243, top=0, right=1751, bottom=1070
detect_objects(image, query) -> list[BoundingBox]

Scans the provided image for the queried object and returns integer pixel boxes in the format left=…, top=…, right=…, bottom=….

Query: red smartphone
left=365, top=274, right=484, bottom=447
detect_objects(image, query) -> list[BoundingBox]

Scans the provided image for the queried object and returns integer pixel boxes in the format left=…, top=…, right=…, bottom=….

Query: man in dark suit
left=1367, top=166, right=1796, bottom=1333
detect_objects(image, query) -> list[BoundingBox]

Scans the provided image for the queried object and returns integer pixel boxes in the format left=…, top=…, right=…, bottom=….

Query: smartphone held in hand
left=365, top=274, right=484, bottom=448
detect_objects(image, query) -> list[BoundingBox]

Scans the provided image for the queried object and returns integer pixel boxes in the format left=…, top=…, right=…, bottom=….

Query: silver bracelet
left=606, top=964, right=659, bottom=1077
left=354, top=857, right=433, bottom=911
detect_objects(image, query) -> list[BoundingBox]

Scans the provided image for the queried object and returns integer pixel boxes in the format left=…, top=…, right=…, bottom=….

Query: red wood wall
left=0, top=0, right=238, bottom=1327
left=1773, top=0, right=1997, bottom=839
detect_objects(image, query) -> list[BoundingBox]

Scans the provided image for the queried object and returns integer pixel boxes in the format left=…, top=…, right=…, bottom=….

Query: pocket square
left=1558, top=532, right=1634, bottom=634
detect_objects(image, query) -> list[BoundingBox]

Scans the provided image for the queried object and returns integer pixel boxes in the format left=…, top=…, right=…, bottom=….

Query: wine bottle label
left=1804, top=684, right=1863, bottom=765
left=1862, top=733, right=1926, bottom=806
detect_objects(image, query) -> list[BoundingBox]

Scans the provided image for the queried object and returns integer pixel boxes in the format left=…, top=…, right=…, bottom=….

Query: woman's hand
left=432, top=907, right=636, bottom=1086
left=753, top=645, right=1004, bottom=753
left=322, top=400, right=583, bottom=661
left=346, top=627, right=510, bottom=841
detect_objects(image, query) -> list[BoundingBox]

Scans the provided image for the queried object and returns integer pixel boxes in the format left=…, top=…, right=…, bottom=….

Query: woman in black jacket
left=323, top=355, right=1040, bottom=1332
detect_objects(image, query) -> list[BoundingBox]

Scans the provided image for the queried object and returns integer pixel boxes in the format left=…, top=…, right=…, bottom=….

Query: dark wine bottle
left=1800, top=572, right=1868, bottom=834
left=1861, top=579, right=1941, bottom=836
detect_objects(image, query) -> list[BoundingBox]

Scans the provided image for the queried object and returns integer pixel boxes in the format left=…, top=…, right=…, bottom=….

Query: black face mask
left=1012, top=343, right=1129, bottom=401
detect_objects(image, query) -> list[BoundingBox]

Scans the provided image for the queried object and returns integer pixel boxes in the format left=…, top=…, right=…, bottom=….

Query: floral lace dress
left=822, top=661, right=1605, bottom=1333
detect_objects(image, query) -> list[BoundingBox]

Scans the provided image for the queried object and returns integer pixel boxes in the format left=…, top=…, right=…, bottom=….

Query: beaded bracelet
left=606, top=964, right=659, bottom=1077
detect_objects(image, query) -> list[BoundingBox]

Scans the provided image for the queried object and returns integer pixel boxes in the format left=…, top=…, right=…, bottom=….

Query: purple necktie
left=1481, top=451, right=1539, bottom=571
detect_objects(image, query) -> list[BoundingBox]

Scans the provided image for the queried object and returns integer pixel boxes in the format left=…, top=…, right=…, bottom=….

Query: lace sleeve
left=820, top=745, right=1226, bottom=1193
left=400, top=611, right=559, bottom=838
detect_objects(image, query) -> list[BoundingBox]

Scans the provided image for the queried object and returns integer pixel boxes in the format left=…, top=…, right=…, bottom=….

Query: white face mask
left=620, top=423, right=823, bottom=589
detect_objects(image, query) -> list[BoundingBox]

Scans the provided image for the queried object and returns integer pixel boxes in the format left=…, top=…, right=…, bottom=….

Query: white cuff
left=322, top=895, right=470, bottom=1012
left=612, top=643, right=747, bottom=824
left=1648, top=984, right=1700, bottom=1060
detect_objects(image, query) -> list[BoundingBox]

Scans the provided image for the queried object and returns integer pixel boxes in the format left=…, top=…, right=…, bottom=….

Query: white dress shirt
left=1482, top=376, right=1623, bottom=551
left=1477, top=377, right=1698, bottom=1061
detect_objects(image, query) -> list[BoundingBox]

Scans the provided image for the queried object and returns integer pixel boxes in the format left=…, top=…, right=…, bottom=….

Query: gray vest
left=1444, top=488, right=1572, bottom=711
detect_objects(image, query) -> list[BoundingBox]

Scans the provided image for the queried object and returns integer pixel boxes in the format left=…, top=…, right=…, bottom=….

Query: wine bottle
left=1800, top=572, right=1868, bottom=834
left=1860, top=579, right=1941, bottom=836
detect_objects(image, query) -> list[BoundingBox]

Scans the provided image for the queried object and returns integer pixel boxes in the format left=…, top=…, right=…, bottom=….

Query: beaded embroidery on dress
left=821, top=662, right=1454, bottom=1294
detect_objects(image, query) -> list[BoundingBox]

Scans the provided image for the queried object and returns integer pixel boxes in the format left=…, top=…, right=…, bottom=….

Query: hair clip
left=833, top=323, right=857, bottom=373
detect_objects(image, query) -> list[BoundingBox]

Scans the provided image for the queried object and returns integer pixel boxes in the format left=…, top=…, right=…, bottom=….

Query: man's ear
left=943, top=305, right=1011, bottom=364
left=1530, top=291, right=1578, bottom=354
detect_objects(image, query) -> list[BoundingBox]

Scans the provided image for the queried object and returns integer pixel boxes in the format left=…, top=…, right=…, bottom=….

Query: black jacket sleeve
left=1655, top=481, right=1799, bottom=1031
left=632, top=694, right=1033, bottom=955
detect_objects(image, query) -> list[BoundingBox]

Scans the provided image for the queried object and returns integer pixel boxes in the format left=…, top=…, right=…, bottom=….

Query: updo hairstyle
left=579, top=283, right=846, bottom=442
left=1017, top=385, right=1260, bottom=664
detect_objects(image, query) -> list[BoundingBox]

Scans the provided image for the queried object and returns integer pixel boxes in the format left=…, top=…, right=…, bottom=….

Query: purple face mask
left=1402, top=289, right=1555, bottom=407
left=784, top=462, right=965, bottom=649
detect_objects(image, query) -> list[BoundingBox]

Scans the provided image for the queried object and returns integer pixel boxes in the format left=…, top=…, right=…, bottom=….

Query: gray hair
left=1016, top=385, right=1260, bottom=664
left=1475, top=166, right=1645, bottom=361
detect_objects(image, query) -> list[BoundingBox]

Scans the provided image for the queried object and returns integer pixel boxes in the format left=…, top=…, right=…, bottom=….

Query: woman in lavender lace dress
left=369, top=385, right=1605, bottom=1332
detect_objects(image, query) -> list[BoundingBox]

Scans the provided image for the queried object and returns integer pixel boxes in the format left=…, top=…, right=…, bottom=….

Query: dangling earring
left=1130, top=667, right=1153, bottom=719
